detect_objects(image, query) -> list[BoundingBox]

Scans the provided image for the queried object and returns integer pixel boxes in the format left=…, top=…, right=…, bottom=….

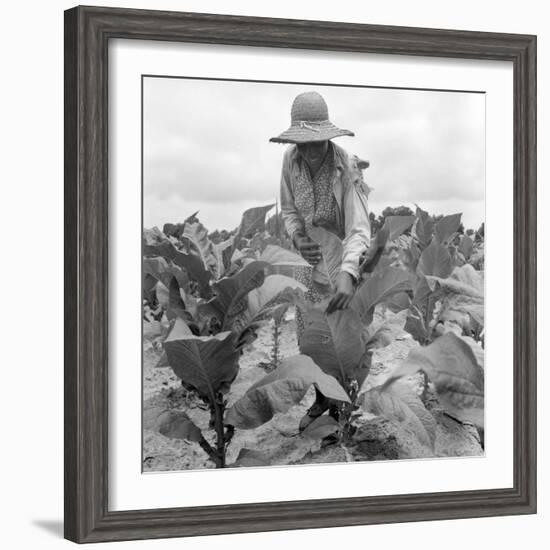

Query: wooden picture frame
left=64, top=5, right=537, bottom=543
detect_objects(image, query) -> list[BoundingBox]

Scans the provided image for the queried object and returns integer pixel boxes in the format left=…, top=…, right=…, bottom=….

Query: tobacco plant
left=226, top=214, right=485, bottom=457
left=144, top=203, right=486, bottom=467
left=226, top=219, right=416, bottom=448
left=142, top=207, right=312, bottom=467
left=360, top=206, right=485, bottom=346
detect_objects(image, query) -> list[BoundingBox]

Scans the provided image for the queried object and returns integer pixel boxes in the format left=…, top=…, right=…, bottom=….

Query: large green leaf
left=299, top=306, right=366, bottom=385
left=231, top=448, right=271, bottom=467
left=434, top=213, right=462, bottom=245
left=143, top=256, right=188, bottom=290
left=363, top=310, right=408, bottom=349
left=450, top=263, right=483, bottom=293
left=384, top=291, right=411, bottom=313
left=204, top=261, right=269, bottom=330
left=162, top=211, right=200, bottom=238
left=351, top=267, right=413, bottom=325
left=143, top=256, right=192, bottom=319
left=403, top=308, right=429, bottom=344
left=458, top=234, right=474, bottom=260
left=181, top=220, right=219, bottom=276
left=359, top=382, right=436, bottom=449
left=166, top=276, right=187, bottom=321
left=361, top=216, right=416, bottom=275
left=417, top=240, right=452, bottom=279
left=308, top=226, right=343, bottom=289
left=426, top=276, right=483, bottom=299
left=259, top=244, right=310, bottom=267
left=212, top=236, right=235, bottom=278
left=427, top=264, right=484, bottom=328
left=143, top=226, right=173, bottom=254
left=414, top=206, right=434, bottom=250
left=377, top=215, right=416, bottom=248
left=162, top=222, right=184, bottom=239
left=386, top=332, right=484, bottom=428
left=412, top=275, right=433, bottom=306
left=237, top=203, right=275, bottom=239
left=164, top=276, right=200, bottom=330
left=143, top=227, right=212, bottom=296
left=143, top=274, right=158, bottom=299
left=234, top=276, right=306, bottom=346
left=163, top=318, right=240, bottom=401
left=225, top=355, right=350, bottom=429
left=246, top=275, right=306, bottom=319
left=302, top=416, right=341, bottom=440
left=400, top=239, right=421, bottom=272
left=148, top=409, right=204, bottom=443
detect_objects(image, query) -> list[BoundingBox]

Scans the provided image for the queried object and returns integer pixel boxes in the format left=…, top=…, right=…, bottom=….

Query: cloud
left=143, top=77, right=485, bottom=231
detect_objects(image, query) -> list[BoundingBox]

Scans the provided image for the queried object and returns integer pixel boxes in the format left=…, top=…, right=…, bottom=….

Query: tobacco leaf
left=434, top=213, right=462, bottom=245
left=414, top=206, right=434, bottom=250
left=143, top=255, right=188, bottom=290
left=259, top=244, right=310, bottom=268
left=301, top=415, right=341, bottom=440
left=458, top=234, right=474, bottom=260
left=427, top=264, right=484, bottom=328
left=377, top=215, right=416, bottom=248
left=417, top=240, right=452, bottom=279
left=237, top=204, right=275, bottom=239
left=151, top=409, right=204, bottom=443
left=143, top=227, right=211, bottom=296
left=359, top=382, right=436, bottom=449
left=299, top=306, right=366, bottom=386
left=351, top=266, right=413, bottom=325
left=385, top=332, right=484, bottom=428
left=212, top=236, right=235, bottom=278
left=202, top=261, right=269, bottom=331
left=231, top=448, right=271, bottom=467
left=163, top=318, right=240, bottom=400
left=226, top=355, right=350, bottom=429
left=234, top=276, right=306, bottom=346
left=181, top=220, right=219, bottom=276
left=403, top=307, right=429, bottom=344
left=309, top=226, right=343, bottom=290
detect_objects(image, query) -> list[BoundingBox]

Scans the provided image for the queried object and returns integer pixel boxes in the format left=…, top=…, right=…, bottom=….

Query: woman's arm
left=326, top=159, right=371, bottom=313
left=340, top=176, right=371, bottom=281
left=279, top=148, right=322, bottom=265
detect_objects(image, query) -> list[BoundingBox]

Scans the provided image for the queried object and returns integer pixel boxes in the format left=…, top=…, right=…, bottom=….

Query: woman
left=270, top=91, right=371, bottom=428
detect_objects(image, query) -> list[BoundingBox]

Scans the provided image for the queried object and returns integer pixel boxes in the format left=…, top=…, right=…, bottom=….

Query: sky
left=143, top=77, right=485, bottom=232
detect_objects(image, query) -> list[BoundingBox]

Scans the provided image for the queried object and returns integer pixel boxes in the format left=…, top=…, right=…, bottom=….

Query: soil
left=142, top=308, right=483, bottom=472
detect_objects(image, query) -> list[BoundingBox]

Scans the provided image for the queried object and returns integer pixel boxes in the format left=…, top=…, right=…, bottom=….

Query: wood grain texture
left=64, top=5, right=537, bottom=543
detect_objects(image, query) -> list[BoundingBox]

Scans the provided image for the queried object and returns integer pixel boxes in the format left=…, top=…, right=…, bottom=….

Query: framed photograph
left=64, top=5, right=537, bottom=543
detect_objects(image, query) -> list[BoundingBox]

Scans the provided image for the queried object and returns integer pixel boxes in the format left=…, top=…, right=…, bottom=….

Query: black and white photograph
left=142, top=77, right=486, bottom=471
left=1, top=0, right=543, bottom=546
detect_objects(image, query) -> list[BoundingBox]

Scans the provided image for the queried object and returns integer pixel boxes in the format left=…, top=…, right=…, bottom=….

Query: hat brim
left=270, top=122, right=354, bottom=144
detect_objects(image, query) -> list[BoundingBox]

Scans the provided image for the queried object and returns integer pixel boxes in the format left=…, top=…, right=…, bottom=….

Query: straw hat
left=270, top=91, right=354, bottom=144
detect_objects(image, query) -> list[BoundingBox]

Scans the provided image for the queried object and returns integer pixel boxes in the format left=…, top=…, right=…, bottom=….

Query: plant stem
left=211, top=394, right=227, bottom=468
left=338, top=381, right=358, bottom=444
left=271, top=320, right=280, bottom=368
left=421, top=370, right=430, bottom=401
left=197, top=436, right=217, bottom=463
left=424, top=295, right=432, bottom=342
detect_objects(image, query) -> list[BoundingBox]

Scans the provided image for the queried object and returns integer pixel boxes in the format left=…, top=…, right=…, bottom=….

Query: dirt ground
left=142, top=308, right=483, bottom=472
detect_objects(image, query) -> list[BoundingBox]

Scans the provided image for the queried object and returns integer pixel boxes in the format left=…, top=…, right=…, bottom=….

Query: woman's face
left=297, top=140, right=329, bottom=166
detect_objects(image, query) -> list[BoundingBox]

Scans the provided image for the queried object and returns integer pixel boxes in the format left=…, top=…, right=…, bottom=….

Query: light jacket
left=279, top=142, right=371, bottom=281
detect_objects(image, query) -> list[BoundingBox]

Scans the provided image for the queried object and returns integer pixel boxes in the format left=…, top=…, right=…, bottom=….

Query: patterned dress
left=293, top=148, right=339, bottom=341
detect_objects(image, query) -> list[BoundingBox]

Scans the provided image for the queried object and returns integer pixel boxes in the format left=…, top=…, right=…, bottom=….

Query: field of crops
left=142, top=205, right=485, bottom=470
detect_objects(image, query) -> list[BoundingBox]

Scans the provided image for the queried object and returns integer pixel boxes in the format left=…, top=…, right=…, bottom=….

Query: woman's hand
left=326, top=271, right=355, bottom=314
left=293, top=233, right=322, bottom=265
